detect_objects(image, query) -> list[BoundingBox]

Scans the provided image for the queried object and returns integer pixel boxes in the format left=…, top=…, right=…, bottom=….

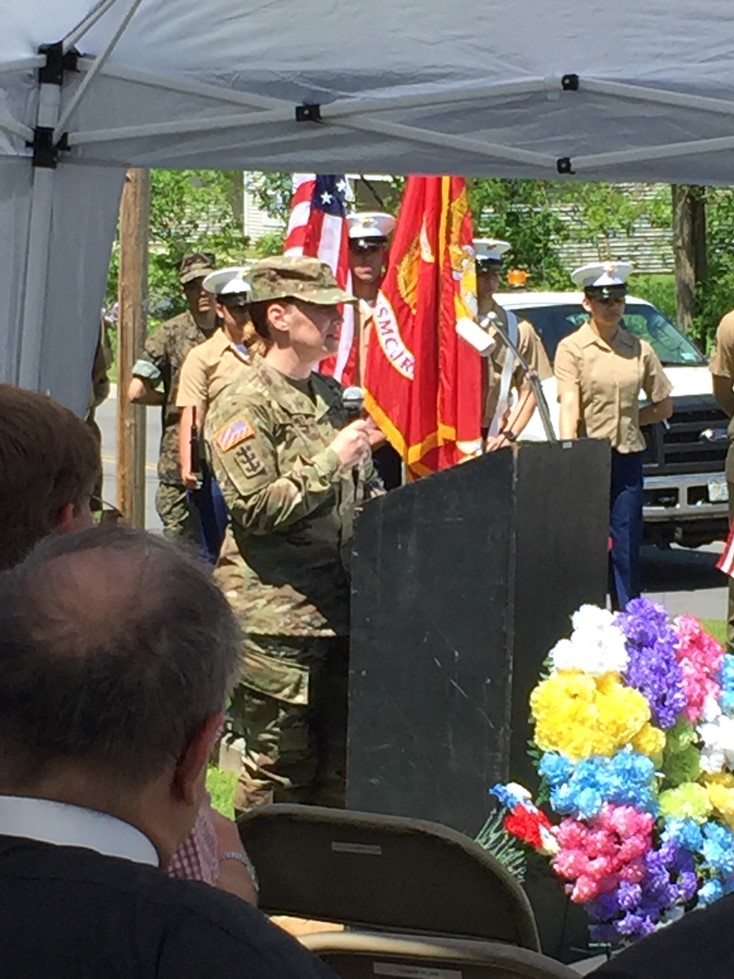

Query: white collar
left=0, top=796, right=159, bottom=867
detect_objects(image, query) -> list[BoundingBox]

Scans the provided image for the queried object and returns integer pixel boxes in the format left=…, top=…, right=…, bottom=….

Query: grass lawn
left=700, top=618, right=727, bottom=647
left=206, top=766, right=237, bottom=818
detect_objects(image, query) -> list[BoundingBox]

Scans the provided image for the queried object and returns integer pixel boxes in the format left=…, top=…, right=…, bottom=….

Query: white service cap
left=473, top=238, right=511, bottom=267
left=571, top=261, right=633, bottom=294
left=202, top=266, right=251, bottom=302
left=347, top=211, right=395, bottom=244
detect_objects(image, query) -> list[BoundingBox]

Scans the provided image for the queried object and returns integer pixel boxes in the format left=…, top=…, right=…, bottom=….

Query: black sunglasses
left=349, top=241, right=384, bottom=253
left=476, top=260, right=501, bottom=274
left=218, top=295, right=250, bottom=309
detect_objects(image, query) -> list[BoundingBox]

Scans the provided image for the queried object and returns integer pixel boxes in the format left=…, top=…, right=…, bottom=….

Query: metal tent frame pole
left=17, top=81, right=61, bottom=389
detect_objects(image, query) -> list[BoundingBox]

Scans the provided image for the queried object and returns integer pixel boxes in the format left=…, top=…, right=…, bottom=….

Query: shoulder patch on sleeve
left=215, top=416, right=255, bottom=452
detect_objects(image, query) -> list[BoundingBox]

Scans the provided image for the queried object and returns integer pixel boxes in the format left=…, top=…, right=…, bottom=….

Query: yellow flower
left=702, top=773, right=734, bottom=830
left=530, top=670, right=651, bottom=761
left=659, top=783, right=713, bottom=823
left=631, top=723, right=666, bottom=763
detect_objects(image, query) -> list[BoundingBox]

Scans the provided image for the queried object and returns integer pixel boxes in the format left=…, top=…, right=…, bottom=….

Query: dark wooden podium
left=347, top=439, right=610, bottom=832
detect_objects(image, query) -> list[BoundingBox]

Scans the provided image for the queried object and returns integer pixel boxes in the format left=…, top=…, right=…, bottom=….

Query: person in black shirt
left=0, top=525, right=335, bottom=979
left=590, top=894, right=734, bottom=979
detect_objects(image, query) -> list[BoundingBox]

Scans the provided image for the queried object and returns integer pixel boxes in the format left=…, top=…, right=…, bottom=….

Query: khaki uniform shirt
left=482, top=299, right=552, bottom=428
left=710, top=310, right=734, bottom=381
left=709, top=310, right=734, bottom=446
left=132, top=311, right=213, bottom=484
left=554, top=321, right=672, bottom=453
left=176, top=329, right=252, bottom=412
left=206, top=360, right=384, bottom=637
left=356, top=298, right=376, bottom=386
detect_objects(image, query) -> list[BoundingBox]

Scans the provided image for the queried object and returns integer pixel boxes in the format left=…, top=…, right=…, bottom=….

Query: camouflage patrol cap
left=249, top=256, right=357, bottom=305
left=179, top=252, right=216, bottom=285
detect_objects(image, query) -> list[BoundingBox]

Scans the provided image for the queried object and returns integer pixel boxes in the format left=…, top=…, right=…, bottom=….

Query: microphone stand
left=479, top=312, right=557, bottom=444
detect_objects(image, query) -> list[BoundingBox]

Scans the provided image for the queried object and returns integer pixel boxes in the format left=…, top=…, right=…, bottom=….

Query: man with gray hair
left=0, top=525, right=335, bottom=977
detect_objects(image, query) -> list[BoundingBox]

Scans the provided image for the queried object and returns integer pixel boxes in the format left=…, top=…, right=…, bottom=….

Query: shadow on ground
left=641, top=543, right=723, bottom=593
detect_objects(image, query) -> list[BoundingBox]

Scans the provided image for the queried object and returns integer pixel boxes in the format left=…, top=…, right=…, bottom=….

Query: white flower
left=698, top=705, right=734, bottom=774
left=549, top=604, right=629, bottom=676
left=571, top=604, right=616, bottom=634
left=505, top=782, right=531, bottom=802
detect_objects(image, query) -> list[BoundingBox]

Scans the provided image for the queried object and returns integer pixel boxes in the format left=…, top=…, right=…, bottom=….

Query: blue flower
left=719, top=655, right=734, bottom=716
left=701, top=823, right=734, bottom=875
left=699, top=879, right=724, bottom=905
left=539, top=752, right=573, bottom=787
left=662, top=818, right=704, bottom=853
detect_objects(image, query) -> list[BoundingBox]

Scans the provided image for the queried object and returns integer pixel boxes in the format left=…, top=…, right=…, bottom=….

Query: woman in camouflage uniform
left=206, top=256, right=384, bottom=814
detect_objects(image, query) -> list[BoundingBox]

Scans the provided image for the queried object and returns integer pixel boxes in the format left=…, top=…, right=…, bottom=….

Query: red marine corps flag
left=283, top=173, right=356, bottom=382
left=364, top=175, right=483, bottom=478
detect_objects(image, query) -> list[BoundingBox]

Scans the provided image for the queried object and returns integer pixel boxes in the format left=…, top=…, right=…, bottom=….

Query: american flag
left=283, top=174, right=355, bottom=383
left=718, top=525, right=734, bottom=578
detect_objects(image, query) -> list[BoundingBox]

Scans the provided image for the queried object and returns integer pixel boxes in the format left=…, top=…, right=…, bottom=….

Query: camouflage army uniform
left=132, top=254, right=216, bottom=539
left=206, top=261, right=383, bottom=813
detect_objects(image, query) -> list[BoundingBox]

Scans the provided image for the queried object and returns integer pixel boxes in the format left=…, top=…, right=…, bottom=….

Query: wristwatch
left=502, top=429, right=517, bottom=442
left=220, top=850, right=260, bottom=893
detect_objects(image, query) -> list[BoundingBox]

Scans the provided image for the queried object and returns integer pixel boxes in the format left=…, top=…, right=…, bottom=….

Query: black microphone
left=341, top=385, right=365, bottom=421
left=340, top=386, right=368, bottom=494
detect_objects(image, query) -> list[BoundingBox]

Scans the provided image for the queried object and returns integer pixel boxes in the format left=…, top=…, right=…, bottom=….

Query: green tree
left=468, top=179, right=571, bottom=288
left=106, top=169, right=248, bottom=331
left=695, top=187, right=734, bottom=350
left=246, top=171, right=292, bottom=223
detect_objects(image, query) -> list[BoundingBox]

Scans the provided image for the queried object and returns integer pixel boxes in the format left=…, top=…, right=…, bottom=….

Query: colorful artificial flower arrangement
left=492, top=599, right=734, bottom=944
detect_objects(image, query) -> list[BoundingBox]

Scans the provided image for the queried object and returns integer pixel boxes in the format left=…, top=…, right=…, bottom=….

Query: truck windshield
left=514, top=303, right=705, bottom=366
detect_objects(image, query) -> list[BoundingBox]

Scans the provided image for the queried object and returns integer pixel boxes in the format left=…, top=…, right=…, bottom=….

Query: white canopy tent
left=3, top=0, right=734, bottom=411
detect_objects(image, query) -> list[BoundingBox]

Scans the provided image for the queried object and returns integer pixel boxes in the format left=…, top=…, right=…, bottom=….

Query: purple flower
left=616, top=599, right=686, bottom=729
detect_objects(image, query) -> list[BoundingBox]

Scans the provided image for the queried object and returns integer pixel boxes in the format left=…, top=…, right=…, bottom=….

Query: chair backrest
left=302, top=932, right=579, bottom=979
left=237, top=804, right=540, bottom=950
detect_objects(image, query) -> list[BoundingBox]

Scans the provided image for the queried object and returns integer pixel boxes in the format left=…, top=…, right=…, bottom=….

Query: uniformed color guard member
left=474, top=238, right=552, bottom=450
left=129, top=252, right=218, bottom=541
left=555, top=262, right=673, bottom=609
left=346, top=210, right=403, bottom=489
left=205, top=256, right=384, bottom=814
left=176, top=266, right=260, bottom=563
left=346, top=211, right=396, bottom=385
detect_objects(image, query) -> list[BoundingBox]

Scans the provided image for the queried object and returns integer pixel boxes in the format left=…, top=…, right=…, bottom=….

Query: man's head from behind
left=0, top=385, right=100, bottom=571
left=0, top=525, right=240, bottom=862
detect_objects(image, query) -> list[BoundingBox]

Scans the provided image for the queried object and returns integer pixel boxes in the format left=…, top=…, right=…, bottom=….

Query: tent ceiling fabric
left=3, top=0, right=734, bottom=182
left=2, top=0, right=734, bottom=407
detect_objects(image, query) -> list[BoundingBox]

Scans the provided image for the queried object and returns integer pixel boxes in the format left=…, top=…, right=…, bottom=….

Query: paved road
left=97, top=387, right=162, bottom=533
left=97, top=389, right=729, bottom=622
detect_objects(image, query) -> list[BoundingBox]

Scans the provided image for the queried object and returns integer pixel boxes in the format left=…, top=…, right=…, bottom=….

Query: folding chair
left=301, top=933, right=579, bottom=979
left=237, top=803, right=540, bottom=950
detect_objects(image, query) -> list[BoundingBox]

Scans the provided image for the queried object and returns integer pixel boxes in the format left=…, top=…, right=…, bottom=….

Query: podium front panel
left=347, top=440, right=610, bottom=836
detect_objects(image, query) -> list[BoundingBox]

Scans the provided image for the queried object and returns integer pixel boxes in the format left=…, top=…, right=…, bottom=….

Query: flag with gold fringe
left=364, top=175, right=483, bottom=478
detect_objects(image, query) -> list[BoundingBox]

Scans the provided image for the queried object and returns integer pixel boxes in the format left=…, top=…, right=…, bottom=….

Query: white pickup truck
left=497, top=290, right=729, bottom=549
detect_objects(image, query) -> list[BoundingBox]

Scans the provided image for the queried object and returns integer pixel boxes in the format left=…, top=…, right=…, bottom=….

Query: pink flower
left=600, top=804, right=653, bottom=839
left=585, top=829, right=613, bottom=858
left=553, top=848, right=589, bottom=880
left=675, top=615, right=724, bottom=723
left=571, top=874, right=601, bottom=902
left=587, top=855, right=616, bottom=879
left=618, top=857, right=646, bottom=884
left=555, top=819, right=588, bottom=849
left=618, top=835, right=650, bottom=863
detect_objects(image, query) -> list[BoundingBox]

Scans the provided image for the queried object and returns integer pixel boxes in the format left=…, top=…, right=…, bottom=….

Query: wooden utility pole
left=672, top=185, right=707, bottom=342
left=116, top=168, right=150, bottom=526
